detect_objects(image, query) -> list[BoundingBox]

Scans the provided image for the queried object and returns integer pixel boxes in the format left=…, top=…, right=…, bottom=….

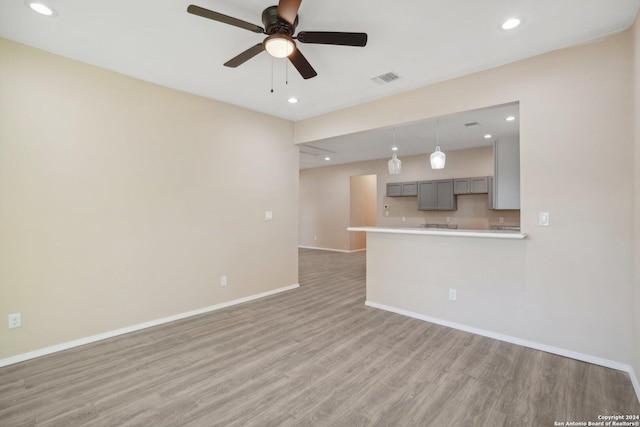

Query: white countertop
left=347, top=226, right=527, bottom=240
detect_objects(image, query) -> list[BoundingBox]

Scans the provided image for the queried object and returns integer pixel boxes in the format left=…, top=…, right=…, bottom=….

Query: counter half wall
left=348, top=227, right=629, bottom=371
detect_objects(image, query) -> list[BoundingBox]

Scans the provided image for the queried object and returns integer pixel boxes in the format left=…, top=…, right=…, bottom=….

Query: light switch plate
left=539, top=212, right=550, bottom=226
left=265, top=211, right=273, bottom=221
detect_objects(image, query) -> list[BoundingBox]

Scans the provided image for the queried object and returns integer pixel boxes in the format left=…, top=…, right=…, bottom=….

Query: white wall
left=0, top=38, right=299, bottom=360
left=296, top=30, right=635, bottom=365
left=633, top=10, right=640, bottom=382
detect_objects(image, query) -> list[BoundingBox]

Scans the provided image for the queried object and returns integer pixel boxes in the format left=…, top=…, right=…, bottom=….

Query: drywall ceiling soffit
left=299, top=102, right=520, bottom=169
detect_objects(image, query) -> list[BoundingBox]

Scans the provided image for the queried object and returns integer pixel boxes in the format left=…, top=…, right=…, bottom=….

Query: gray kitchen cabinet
left=386, top=181, right=418, bottom=197
left=453, top=177, right=489, bottom=194
left=417, top=181, right=435, bottom=210
left=418, top=179, right=456, bottom=211
left=386, top=183, right=402, bottom=197
left=493, top=139, right=520, bottom=209
left=401, top=181, right=418, bottom=196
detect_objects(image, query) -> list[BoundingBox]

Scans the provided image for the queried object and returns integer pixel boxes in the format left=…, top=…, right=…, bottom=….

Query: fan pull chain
left=270, top=57, right=274, bottom=93
left=286, top=60, right=289, bottom=85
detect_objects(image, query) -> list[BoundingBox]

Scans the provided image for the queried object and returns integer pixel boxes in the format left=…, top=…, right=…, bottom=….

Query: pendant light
left=388, top=129, right=402, bottom=174
left=430, top=119, right=446, bottom=169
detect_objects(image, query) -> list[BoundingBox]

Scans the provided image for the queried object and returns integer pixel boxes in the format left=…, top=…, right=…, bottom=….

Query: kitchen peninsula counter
left=348, top=225, right=528, bottom=342
left=347, top=226, right=526, bottom=240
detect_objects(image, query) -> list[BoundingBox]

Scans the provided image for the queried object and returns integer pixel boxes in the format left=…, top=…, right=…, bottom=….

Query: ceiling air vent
left=464, top=122, right=480, bottom=127
left=371, top=72, right=400, bottom=84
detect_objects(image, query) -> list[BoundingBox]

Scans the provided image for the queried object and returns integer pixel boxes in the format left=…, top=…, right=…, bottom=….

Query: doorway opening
left=349, top=174, right=377, bottom=251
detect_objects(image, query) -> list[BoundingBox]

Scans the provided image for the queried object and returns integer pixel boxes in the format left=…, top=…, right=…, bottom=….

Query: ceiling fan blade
left=187, top=5, right=264, bottom=34
left=289, top=48, right=317, bottom=79
left=277, top=0, right=302, bottom=26
left=297, top=31, right=368, bottom=47
left=224, top=44, right=265, bottom=68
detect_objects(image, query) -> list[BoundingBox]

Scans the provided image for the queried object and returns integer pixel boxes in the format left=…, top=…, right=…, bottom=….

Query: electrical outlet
left=402, top=216, right=406, bottom=221
left=449, top=289, right=457, bottom=301
left=445, top=216, right=451, bottom=223
left=8, top=313, right=21, bottom=329
left=220, top=275, right=228, bottom=286
left=499, top=217, right=504, bottom=224
left=314, top=235, right=318, bottom=241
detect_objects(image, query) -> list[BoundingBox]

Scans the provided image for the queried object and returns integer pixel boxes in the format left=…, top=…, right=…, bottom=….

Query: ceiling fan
left=187, top=0, right=368, bottom=79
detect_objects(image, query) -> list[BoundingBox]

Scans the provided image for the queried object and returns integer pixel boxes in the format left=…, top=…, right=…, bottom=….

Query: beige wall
left=349, top=174, right=377, bottom=251
left=296, top=31, right=635, bottom=365
left=633, top=10, right=640, bottom=383
left=299, top=162, right=375, bottom=251
left=0, top=39, right=299, bottom=360
left=300, top=146, right=517, bottom=251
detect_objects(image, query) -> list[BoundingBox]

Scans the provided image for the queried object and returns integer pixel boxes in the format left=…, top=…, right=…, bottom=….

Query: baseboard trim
left=629, top=367, right=640, bottom=404
left=298, top=245, right=366, bottom=253
left=0, top=283, right=300, bottom=368
left=365, top=300, right=632, bottom=374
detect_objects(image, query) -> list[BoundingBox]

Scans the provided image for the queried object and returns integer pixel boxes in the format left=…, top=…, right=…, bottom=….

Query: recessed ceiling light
left=506, top=116, right=516, bottom=122
left=26, top=1, right=57, bottom=16
left=502, top=18, right=521, bottom=30
left=288, top=97, right=299, bottom=104
left=484, top=134, right=492, bottom=139
left=324, top=157, right=331, bottom=161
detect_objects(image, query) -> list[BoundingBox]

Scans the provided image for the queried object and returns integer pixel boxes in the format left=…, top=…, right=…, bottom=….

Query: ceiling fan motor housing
left=262, top=5, right=298, bottom=35
left=186, top=1, right=366, bottom=79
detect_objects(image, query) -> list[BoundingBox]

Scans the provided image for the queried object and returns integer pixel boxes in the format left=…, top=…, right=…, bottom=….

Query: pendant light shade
left=388, top=129, right=402, bottom=174
left=430, top=146, right=446, bottom=169
left=430, top=120, right=446, bottom=169
left=388, top=152, right=402, bottom=174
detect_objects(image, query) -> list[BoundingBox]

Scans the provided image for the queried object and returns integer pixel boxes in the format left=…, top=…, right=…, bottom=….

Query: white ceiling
left=300, top=102, right=520, bottom=169
left=1, top=0, right=638, bottom=123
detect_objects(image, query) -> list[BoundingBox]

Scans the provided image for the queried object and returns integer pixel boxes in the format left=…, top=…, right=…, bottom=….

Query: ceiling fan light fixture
left=264, top=34, right=295, bottom=58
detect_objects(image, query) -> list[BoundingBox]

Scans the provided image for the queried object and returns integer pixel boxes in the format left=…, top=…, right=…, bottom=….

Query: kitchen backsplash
left=378, top=193, right=520, bottom=230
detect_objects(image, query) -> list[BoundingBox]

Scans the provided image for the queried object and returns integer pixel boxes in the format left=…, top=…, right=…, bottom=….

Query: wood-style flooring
left=1, top=248, right=639, bottom=426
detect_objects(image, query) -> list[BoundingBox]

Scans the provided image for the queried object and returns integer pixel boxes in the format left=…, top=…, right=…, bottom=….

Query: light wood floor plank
left=1, top=248, right=638, bottom=426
